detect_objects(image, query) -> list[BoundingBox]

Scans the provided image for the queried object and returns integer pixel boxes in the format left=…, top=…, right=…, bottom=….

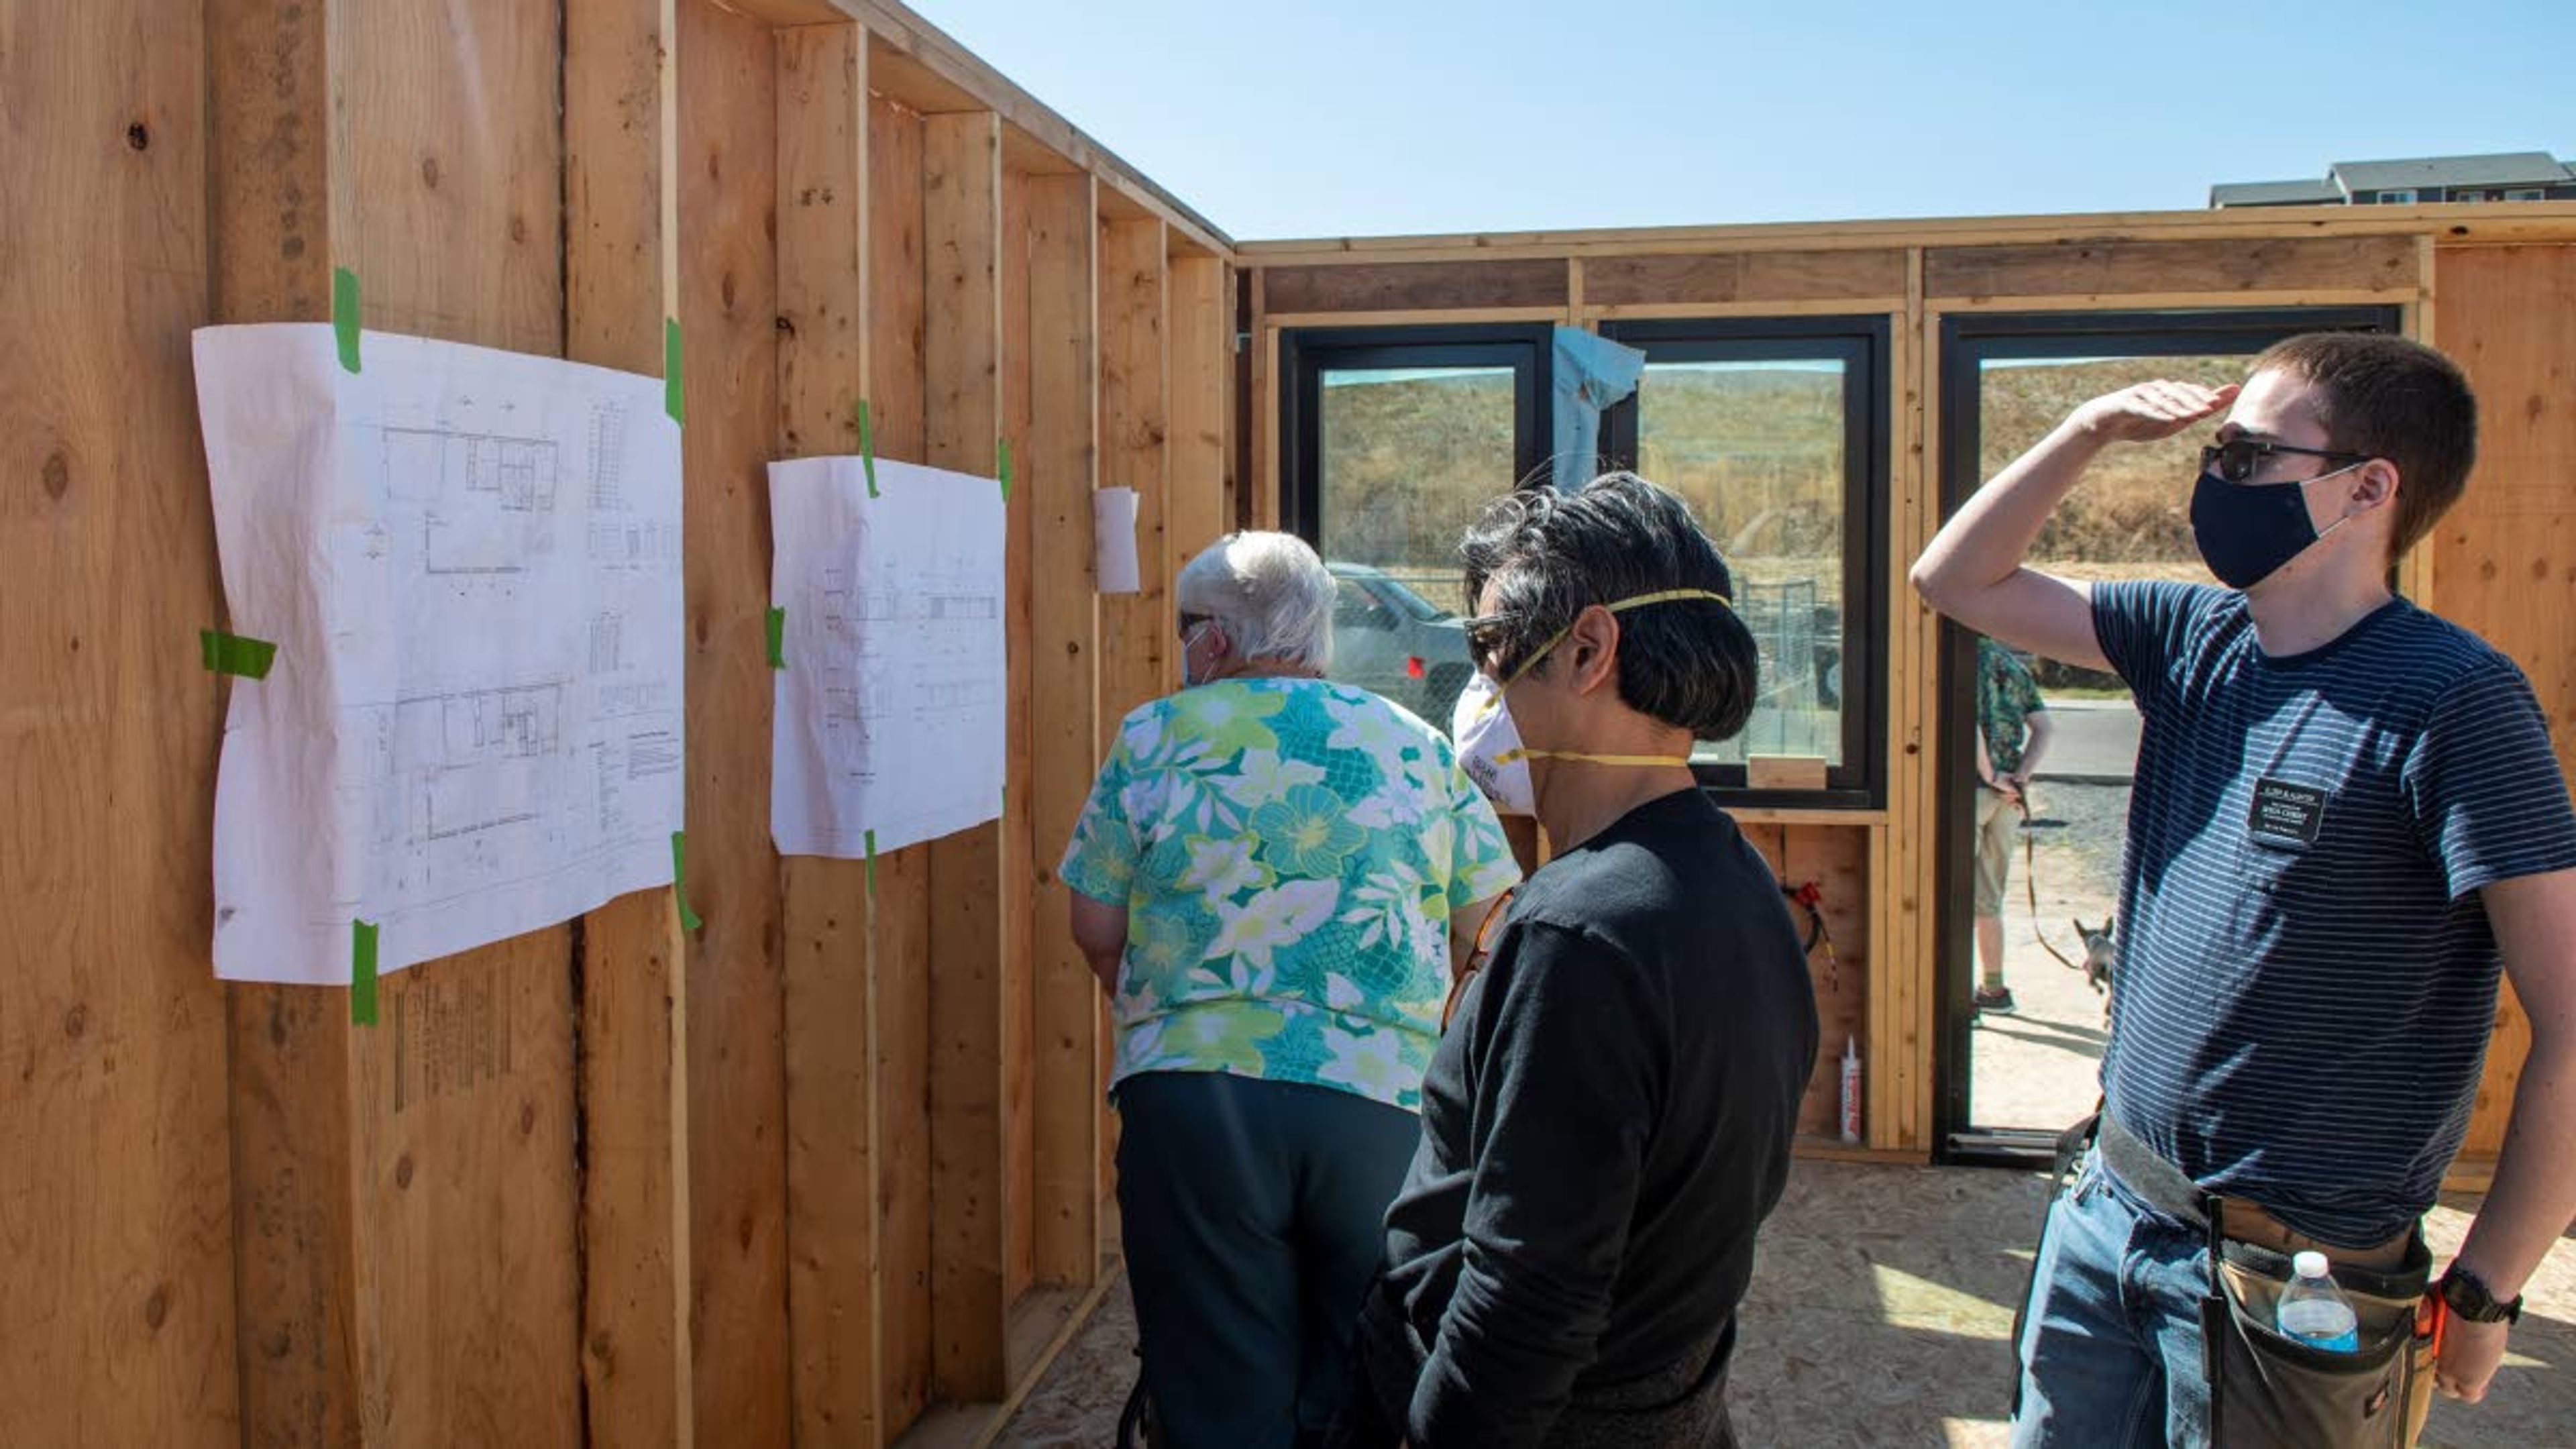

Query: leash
left=2016, top=793, right=2085, bottom=972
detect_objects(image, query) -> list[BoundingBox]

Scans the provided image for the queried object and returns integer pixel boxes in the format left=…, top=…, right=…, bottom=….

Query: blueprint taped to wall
left=768, top=455, right=1006, bottom=859
left=195, top=324, right=685, bottom=985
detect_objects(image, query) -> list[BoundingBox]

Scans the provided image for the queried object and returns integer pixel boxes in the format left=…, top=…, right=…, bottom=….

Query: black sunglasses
left=1456, top=612, right=1515, bottom=672
left=2200, top=437, right=2370, bottom=486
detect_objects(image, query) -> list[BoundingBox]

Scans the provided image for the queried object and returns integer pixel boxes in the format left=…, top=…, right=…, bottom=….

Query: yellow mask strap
left=1495, top=747, right=1694, bottom=769
left=1494, top=587, right=1734, bottom=692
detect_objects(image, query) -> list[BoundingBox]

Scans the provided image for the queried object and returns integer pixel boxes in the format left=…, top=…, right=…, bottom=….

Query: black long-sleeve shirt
left=1377, top=790, right=1819, bottom=1448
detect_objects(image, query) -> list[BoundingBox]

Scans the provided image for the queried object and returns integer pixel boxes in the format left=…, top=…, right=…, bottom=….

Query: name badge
left=2248, top=777, right=2327, bottom=847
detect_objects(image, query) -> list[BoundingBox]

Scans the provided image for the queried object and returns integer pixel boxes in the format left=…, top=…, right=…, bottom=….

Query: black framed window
left=1282, top=325, right=1550, bottom=730
left=1600, top=317, right=1890, bottom=809
left=1933, top=306, right=2403, bottom=1165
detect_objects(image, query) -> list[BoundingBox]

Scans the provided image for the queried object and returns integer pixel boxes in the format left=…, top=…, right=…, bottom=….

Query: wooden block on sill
left=1746, top=755, right=1829, bottom=792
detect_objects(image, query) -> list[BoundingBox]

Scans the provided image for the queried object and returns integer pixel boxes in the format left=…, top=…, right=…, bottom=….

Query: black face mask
left=2188, top=464, right=2361, bottom=590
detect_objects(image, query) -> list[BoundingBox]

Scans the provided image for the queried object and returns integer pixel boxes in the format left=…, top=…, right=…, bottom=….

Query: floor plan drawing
left=195, top=323, right=685, bottom=986
left=770, top=455, right=1007, bottom=859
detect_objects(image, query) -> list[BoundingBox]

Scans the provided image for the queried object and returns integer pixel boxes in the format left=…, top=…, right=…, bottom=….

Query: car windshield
left=1368, top=575, right=1450, bottom=623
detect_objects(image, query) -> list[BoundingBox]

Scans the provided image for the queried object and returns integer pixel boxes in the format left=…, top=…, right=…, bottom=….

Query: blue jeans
left=2012, top=1154, right=2214, bottom=1448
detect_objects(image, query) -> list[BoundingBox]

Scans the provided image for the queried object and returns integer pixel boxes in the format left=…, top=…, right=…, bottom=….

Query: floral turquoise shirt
left=1978, top=638, right=2047, bottom=777
left=1060, top=678, right=1522, bottom=1112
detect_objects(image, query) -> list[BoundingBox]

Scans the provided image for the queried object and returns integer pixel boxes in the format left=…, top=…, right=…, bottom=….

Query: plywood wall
left=2432, top=244, right=2576, bottom=1171
left=1, top=6, right=234, bottom=1445
left=3, top=2, right=1236, bottom=1445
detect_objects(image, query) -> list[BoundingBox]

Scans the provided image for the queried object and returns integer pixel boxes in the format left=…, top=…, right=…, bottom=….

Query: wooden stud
left=924, top=105, right=1011, bottom=1405
left=999, top=165, right=1042, bottom=1313
left=773, top=19, right=885, bottom=1449
left=1092, top=213, right=1169, bottom=1230
left=835, top=1, right=1230, bottom=257
left=1024, top=172, right=1103, bottom=1287
left=1167, top=254, right=1232, bottom=585
left=2, top=12, right=235, bottom=1444
left=677, top=3, right=793, bottom=1444
left=1096, top=217, right=1172, bottom=727
left=1252, top=274, right=1280, bottom=532
left=568, top=0, right=694, bottom=1442
left=864, top=85, right=941, bottom=1437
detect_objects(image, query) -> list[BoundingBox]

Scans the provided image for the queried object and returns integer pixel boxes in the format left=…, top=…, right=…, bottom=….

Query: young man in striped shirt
left=1913, top=333, right=2576, bottom=1445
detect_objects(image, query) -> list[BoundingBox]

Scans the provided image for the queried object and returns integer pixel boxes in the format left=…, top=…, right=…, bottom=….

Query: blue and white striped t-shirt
left=2093, top=582, right=2576, bottom=1247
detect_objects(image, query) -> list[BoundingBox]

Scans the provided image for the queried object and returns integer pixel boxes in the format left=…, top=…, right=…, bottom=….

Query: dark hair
left=2251, top=332, right=2476, bottom=561
left=1459, top=472, right=1760, bottom=741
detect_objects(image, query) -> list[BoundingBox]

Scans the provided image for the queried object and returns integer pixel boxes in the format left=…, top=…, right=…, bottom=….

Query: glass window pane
left=1316, top=366, right=1515, bottom=731
left=1633, top=359, right=1849, bottom=767
left=1965, top=352, right=2245, bottom=1134
left=1978, top=354, right=2245, bottom=590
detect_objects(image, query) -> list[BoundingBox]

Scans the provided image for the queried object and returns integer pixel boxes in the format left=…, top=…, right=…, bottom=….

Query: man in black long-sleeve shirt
left=1344, top=474, right=1820, bottom=1448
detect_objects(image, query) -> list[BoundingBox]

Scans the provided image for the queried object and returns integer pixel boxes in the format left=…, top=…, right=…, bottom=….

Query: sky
left=907, top=0, right=2575, bottom=242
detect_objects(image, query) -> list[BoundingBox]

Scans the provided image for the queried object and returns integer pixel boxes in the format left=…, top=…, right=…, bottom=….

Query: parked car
left=1325, top=561, right=1476, bottom=727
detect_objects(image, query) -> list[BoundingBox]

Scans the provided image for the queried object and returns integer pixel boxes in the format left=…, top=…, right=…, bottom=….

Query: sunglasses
left=2200, top=437, right=2371, bottom=486
left=1457, top=612, right=1514, bottom=674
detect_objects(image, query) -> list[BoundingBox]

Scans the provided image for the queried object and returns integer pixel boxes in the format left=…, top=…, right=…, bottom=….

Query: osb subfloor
left=999, top=1163, right=2576, bottom=1448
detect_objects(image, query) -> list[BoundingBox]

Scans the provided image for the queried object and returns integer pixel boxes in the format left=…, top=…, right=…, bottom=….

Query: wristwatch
left=2436, top=1267, right=2524, bottom=1325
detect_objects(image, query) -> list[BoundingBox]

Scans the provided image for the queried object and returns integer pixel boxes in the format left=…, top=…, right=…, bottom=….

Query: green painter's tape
left=663, top=318, right=684, bottom=426
left=857, top=400, right=879, bottom=498
left=351, top=919, right=379, bottom=1026
left=766, top=607, right=786, bottom=669
left=996, top=438, right=1013, bottom=501
left=865, top=828, right=879, bottom=897
left=200, top=629, right=278, bottom=680
left=332, top=266, right=361, bottom=373
left=672, top=830, right=704, bottom=930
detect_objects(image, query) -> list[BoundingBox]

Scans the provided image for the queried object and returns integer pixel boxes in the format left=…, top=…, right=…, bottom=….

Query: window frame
left=1279, top=323, right=1553, bottom=547
left=1931, top=305, right=2405, bottom=1165
left=1598, top=315, right=1892, bottom=810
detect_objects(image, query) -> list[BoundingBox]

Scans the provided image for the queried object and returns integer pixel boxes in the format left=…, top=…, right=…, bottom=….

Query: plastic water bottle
left=2275, top=1251, right=2359, bottom=1353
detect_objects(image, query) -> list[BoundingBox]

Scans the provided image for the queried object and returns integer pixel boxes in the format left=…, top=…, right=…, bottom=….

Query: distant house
left=2210, top=152, right=2576, bottom=208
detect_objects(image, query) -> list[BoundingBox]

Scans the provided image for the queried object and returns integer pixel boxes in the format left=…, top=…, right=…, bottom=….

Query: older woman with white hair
left=1060, top=531, right=1521, bottom=1449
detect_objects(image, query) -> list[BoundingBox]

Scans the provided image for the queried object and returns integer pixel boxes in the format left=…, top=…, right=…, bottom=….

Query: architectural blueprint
left=195, top=325, right=684, bottom=985
left=769, top=456, right=1006, bottom=858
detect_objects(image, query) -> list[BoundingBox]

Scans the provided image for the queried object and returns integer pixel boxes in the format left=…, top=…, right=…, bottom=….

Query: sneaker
left=1972, top=984, right=2017, bottom=1014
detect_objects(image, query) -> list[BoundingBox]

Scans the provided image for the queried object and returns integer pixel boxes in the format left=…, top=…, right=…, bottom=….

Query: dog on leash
left=2072, top=915, right=2116, bottom=1018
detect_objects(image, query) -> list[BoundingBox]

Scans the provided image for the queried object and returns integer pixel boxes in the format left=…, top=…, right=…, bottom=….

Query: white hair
left=1175, top=532, right=1334, bottom=671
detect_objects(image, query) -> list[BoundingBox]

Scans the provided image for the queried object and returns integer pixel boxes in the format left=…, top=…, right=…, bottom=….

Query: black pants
left=1115, top=1070, right=1421, bottom=1449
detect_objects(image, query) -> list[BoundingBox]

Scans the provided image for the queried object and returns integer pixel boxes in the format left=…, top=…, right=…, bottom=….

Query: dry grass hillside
left=1317, top=358, right=2235, bottom=587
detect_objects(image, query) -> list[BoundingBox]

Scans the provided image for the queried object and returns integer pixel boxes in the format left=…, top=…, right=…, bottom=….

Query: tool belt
left=2016, top=1112, right=2440, bottom=1447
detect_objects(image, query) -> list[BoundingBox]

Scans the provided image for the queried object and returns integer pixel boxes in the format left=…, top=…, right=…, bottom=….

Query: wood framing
left=1244, top=210, right=2569, bottom=1169
left=1, top=7, right=235, bottom=1446
left=1167, top=254, right=1232, bottom=574
left=2432, top=244, right=2576, bottom=1175
left=923, top=105, right=1012, bottom=1406
left=1261, top=258, right=1568, bottom=314
left=1097, top=217, right=1173, bottom=729
left=1584, top=248, right=1907, bottom=307
left=1023, top=171, right=1104, bottom=1289
left=774, top=19, right=883, bottom=1449
left=677, top=1, right=797, bottom=1442
left=568, top=0, right=694, bottom=1443
left=213, top=7, right=586, bottom=1449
